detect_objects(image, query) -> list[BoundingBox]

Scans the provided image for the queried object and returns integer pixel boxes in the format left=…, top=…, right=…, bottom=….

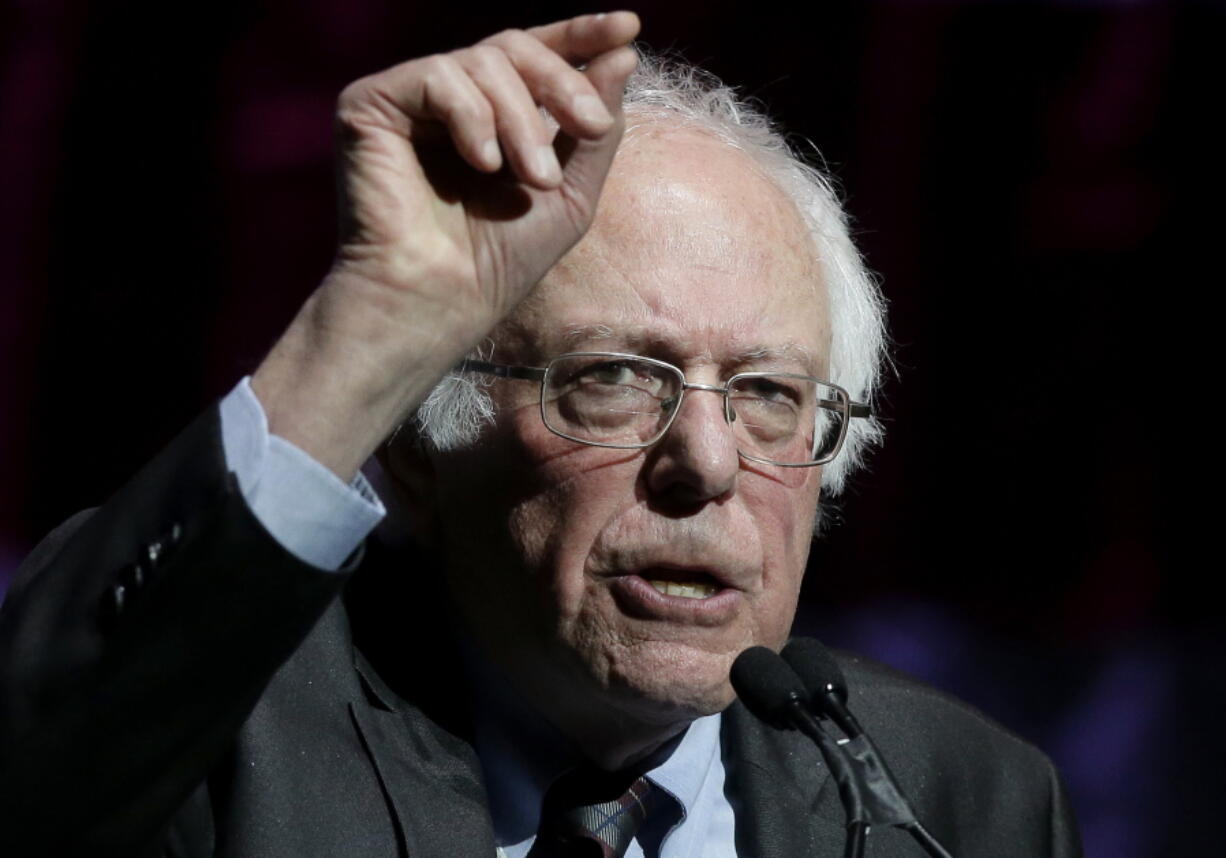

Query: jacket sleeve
left=0, top=405, right=352, bottom=855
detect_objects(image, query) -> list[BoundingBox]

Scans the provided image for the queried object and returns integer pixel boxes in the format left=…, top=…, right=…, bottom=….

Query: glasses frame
left=456, top=351, right=871, bottom=468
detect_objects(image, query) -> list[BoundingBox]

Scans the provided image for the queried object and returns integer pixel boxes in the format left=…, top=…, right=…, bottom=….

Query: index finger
left=526, top=11, right=641, bottom=65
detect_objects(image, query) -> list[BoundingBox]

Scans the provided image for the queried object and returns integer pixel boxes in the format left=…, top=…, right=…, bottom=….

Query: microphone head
left=781, top=638, right=848, bottom=706
left=729, top=646, right=807, bottom=728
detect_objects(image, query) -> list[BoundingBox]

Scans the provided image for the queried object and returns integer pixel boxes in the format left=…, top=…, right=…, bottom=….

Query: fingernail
left=574, top=94, right=612, bottom=128
left=534, top=145, right=562, bottom=184
left=481, top=139, right=501, bottom=169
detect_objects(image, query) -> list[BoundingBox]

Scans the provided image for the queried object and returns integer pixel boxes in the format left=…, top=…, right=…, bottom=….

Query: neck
left=550, top=700, right=690, bottom=772
left=462, top=636, right=694, bottom=772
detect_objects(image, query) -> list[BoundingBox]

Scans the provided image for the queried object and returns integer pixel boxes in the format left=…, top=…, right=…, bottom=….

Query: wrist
left=252, top=271, right=493, bottom=481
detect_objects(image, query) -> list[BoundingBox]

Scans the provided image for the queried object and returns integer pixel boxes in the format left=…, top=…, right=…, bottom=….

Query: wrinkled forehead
left=498, top=123, right=828, bottom=366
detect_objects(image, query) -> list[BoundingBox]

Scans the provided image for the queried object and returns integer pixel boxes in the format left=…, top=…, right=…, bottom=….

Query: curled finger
left=480, top=27, right=616, bottom=142
left=416, top=54, right=503, bottom=172
left=457, top=44, right=563, bottom=188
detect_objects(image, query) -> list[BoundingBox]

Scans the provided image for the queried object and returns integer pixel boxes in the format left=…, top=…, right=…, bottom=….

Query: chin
left=594, top=638, right=742, bottom=722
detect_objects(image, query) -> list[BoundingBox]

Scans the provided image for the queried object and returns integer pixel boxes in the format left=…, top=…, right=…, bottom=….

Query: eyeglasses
left=456, top=352, right=870, bottom=468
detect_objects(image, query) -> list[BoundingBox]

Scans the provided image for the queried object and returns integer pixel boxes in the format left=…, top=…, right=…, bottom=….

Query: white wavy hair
left=412, top=50, right=888, bottom=496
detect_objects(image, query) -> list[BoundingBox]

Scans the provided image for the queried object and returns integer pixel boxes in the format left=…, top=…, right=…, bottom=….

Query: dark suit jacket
left=0, top=406, right=1082, bottom=857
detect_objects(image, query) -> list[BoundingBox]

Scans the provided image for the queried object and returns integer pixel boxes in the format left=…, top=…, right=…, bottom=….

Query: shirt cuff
left=219, top=377, right=385, bottom=570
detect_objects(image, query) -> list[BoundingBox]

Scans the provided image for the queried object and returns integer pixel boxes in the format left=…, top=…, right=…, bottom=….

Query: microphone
left=729, top=645, right=815, bottom=729
left=730, top=647, right=868, bottom=858
left=780, top=638, right=861, bottom=736
left=782, top=640, right=954, bottom=858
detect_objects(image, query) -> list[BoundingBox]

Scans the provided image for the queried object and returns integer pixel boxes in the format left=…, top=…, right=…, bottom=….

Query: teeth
left=648, top=580, right=717, bottom=599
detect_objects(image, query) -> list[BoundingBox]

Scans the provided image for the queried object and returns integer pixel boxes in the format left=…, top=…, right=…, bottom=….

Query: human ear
left=376, top=434, right=443, bottom=549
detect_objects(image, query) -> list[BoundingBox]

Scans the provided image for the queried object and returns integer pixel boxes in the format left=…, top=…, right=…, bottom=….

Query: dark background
left=1, top=1, right=1217, bottom=854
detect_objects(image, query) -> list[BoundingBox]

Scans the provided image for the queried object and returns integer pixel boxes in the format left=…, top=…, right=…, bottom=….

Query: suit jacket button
left=120, top=562, right=145, bottom=590
left=143, top=540, right=162, bottom=568
left=147, top=523, right=183, bottom=568
left=100, top=583, right=126, bottom=627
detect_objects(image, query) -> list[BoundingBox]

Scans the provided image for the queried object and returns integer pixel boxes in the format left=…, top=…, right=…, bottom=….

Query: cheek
left=744, top=470, right=821, bottom=643
left=504, top=421, right=644, bottom=619
left=745, top=464, right=821, bottom=551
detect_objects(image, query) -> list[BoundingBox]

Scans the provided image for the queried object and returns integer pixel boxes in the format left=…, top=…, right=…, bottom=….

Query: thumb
left=587, top=44, right=639, bottom=116
left=554, top=46, right=639, bottom=201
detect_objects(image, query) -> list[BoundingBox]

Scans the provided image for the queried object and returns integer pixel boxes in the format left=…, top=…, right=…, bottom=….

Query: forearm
left=252, top=265, right=494, bottom=482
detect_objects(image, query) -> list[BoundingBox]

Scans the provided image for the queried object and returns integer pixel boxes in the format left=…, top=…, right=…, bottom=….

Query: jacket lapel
left=341, top=541, right=499, bottom=858
left=721, top=700, right=847, bottom=857
left=349, top=650, right=497, bottom=858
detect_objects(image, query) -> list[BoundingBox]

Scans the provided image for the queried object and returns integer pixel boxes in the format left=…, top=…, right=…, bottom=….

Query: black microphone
left=781, top=638, right=862, bottom=736
left=729, top=645, right=815, bottom=729
left=782, top=639, right=954, bottom=858
left=730, top=647, right=868, bottom=858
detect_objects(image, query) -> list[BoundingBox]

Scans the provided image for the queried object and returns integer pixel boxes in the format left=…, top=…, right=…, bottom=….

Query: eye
left=733, top=375, right=804, bottom=404
left=570, top=359, right=669, bottom=394
left=585, top=361, right=642, bottom=385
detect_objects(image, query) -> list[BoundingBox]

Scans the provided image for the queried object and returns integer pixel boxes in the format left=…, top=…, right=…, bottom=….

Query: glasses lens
left=542, top=355, right=682, bottom=447
left=728, top=374, right=847, bottom=465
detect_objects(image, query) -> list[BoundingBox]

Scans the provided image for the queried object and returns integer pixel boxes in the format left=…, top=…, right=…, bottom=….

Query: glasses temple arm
left=456, top=358, right=547, bottom=382
left=818, top=398, right=872, bottom=419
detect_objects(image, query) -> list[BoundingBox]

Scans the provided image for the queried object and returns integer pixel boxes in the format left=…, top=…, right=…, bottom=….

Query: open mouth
left=638, top=568, right=723, bottom=600
left=607, top=565, right=743, bottom=623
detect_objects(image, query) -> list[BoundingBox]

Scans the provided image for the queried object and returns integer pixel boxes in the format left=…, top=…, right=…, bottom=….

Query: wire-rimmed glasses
left=457, top=352, right=870, bottom=468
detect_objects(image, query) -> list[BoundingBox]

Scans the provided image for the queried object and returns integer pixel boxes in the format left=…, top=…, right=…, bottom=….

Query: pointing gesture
left=253, top=13, right=641, bottom=479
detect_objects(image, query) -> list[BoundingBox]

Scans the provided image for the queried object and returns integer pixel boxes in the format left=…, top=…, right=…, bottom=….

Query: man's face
left=425, top=126, right=828, bottom=729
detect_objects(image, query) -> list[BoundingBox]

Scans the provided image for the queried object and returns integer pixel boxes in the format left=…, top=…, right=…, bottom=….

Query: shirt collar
left=460, top=644, right=722, bottom=850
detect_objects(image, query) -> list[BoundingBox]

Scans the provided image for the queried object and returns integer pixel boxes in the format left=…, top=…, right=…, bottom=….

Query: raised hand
left=252, top=13, right=640, bottom=479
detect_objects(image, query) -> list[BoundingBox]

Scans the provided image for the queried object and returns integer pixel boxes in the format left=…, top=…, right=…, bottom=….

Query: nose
left=643, top=383, right=740, bottom=507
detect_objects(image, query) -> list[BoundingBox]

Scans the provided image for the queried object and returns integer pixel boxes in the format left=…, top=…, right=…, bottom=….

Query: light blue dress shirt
left=478, top=706, right=736, bottom=858
left=217, top=378, right=739, bottom=856
left=218, top=377, right=384, bottom=570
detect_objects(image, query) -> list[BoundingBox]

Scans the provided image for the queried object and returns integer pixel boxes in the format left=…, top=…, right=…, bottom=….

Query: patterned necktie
left=528, top=767, right=654, bottom=858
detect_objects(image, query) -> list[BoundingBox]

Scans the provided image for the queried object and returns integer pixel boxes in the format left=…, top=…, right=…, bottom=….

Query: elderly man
left=0, top=12, right=1079, bottom=857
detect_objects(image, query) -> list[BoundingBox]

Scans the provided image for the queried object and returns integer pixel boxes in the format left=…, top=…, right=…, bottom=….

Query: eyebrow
left=562, top=324, right=620, bottom=345
left=558, top=325, right=820, bottom=372
left=731, top=342, right=818, bottom=366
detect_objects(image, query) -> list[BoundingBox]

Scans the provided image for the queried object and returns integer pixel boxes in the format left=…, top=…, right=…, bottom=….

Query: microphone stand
left=900, top=822, right=953, bottom=858
left=781, top=698, right=869, bottom=858
left=731, top=646, right=950, bottom=858
left=784, top=641, right=955, bottom=858
left=817, top=707, right=953, bottom=858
